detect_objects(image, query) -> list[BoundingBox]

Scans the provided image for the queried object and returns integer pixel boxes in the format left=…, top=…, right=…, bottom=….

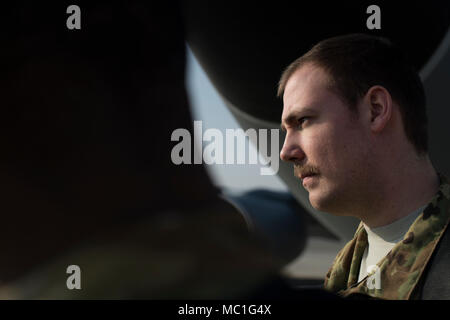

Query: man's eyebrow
left=281, top=107, right=316, bottom=131
left=281, top=115, right=298, bottom=132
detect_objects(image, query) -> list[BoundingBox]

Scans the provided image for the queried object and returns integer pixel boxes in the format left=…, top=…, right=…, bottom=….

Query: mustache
left=294, top=164, right=320, bottom=178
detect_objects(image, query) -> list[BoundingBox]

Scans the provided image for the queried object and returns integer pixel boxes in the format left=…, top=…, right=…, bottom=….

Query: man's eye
left=297, top=117, right=310, bottom=128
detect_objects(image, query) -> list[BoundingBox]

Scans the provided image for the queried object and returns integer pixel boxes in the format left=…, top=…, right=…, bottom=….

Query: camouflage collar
left=324, top=173, right=450, bottom=299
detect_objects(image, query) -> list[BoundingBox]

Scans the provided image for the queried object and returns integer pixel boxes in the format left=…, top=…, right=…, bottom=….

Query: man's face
left=280, top=63, right=372, bottom=215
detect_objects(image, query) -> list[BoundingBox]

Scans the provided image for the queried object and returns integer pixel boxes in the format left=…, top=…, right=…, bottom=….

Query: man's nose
left=280, top=135, right=305, bottom=162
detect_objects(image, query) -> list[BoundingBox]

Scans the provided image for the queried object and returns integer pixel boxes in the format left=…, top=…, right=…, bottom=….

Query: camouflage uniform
left=324, top=174, right=450, bottom=300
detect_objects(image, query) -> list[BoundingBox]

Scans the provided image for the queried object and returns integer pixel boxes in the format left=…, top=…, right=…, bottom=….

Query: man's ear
left=365, top=85, right=392, bottom=133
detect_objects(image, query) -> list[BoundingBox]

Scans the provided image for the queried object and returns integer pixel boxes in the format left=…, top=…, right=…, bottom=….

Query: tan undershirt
left=358, top=204, right=427, bottom=282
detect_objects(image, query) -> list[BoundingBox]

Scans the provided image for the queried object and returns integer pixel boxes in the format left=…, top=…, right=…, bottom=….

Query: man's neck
left=360, top=155, right=439, bottom=228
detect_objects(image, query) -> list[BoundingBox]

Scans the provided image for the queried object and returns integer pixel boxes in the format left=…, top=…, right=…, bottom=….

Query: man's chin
left=309, top=200, right=326, bottom=212
left=308, top=192, right=325, bottom=211
left=309, top=189, right=336, bottom=213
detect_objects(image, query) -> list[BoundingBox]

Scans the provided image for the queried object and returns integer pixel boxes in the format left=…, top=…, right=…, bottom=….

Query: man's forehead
left=282, top=64, right=330, bottom=117
left=283, top=64, right=329, bottom=100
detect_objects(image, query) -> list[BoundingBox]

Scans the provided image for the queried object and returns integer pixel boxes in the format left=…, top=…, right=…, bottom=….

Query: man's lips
left=301, top=174, right=319, bottom=187
left=299, top=173, right=318, bottom=180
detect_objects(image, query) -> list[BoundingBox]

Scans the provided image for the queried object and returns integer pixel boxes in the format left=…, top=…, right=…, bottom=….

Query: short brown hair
left=278, top=33, right=428, bottom=154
